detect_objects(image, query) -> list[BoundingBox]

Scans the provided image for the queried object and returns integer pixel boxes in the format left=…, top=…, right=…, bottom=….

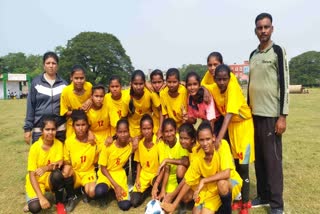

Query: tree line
left=0, top=32, right=319, bottom=86
left=0, top=32, right=133, bottom=86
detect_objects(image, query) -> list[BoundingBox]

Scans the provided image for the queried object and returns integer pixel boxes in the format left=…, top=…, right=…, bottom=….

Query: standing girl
left=210, top=64, right=255, bottom=214
left=201, top=52, right=224, bottom=86
left=185, top=71, right=219, bottom=130
left=62, top=110, right=98, bottom=212
left=201, top=52, right=239, bottom=136
left=60, top=65, right=92, bottom=138
left=160, top=68, right=188, bottom=128
left=149, top=69, right=165, bottom=138
left=104, top=75, right=130, bottom=137
left=87, top=84, right=110, bottom=151
left=24, top=115, right=66, bottom=214
left=128, top=70, right=161, bottom=139
left=95, top=119, right=134, bottom=211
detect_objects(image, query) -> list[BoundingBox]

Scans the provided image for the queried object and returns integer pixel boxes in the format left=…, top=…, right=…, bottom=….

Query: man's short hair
left=255, top=13, right=273, bottom=24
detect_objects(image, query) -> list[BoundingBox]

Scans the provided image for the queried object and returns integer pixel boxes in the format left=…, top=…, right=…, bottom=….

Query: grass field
left=0, top=89, right=319, bottom=214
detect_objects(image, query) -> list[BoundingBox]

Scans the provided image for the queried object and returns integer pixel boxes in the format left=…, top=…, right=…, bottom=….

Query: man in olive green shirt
left=248, top=13, right=289, bottom=214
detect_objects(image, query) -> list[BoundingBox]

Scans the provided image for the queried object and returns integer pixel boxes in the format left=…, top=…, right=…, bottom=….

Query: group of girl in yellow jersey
left=25, top=51, right=254, bottom=214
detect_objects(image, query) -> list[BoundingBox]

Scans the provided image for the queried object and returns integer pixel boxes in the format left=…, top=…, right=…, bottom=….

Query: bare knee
left=62, top=165, right=73, bottom=178
left=176, top=165, right=187, bottom=179
left=85, top=183, right=96, bottom=198
left=182, top=189, right=193, bottom=203
left=217, top=180, right=230, bottom=196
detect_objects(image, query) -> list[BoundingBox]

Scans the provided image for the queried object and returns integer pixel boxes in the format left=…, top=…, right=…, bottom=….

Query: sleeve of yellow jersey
left=60, top=86, right=70, bottom=116
left=27, top=144, right=38, bottom=172
left=226, top=81, right=242, bottom=115
left=184, top=156, right=201, bottom=186
left=121, top=89, right=130, bottom=117
left=157, top=141, right=166, bottom=163
left=63, top=139, right=71, bottom=163
left=54, top=140, right=64, bottom=162
left=200, top=71, right=212, bottom=86
left=86, top=81, right=93, bottom=90
left=160, top=92, right=168, bottom=116
left=179, top=144, right=189, bottom=158
left=98, top=145, right=109, bottom=167
left=219, top=140, right=235, bottom=171
left=134, top=140, right=141, bottom=162
left=151, top=92, right=161, bottom=108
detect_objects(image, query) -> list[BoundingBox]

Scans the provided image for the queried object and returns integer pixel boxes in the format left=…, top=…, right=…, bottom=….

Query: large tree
left=58, top=32, right=133, bottom=85
left=289, top=51, right=320, bottom=86
left=0, top=52, right=42, bottom=78
left=179, top=64, right=207, bottom=82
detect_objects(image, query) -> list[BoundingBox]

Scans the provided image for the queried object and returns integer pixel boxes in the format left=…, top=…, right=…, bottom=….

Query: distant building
left=0, top=73, right=31, bottom=99
left=229, top=61, right=249, bottom=83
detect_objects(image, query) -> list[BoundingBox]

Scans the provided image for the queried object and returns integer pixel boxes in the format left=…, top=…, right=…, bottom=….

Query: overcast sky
left=1, top=0, right=319, bottom=72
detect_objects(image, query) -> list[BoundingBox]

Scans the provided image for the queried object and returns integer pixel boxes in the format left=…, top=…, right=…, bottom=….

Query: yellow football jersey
left=27, top=138, right=64, bottom=172
left=98, top=141, right=132, bottom=172
left=158, top=134, right=189, bottom=175
left=208, top=79, right=252, bottom=122
left=128, top=88, right=160, bottom=138
left=87, top=105, right=110, bottom=149
left=185, top=140, right=242, bottom=211
left=134, top=135, right=160, bottom=175
left=158, top=134, right=189, bottom=192
left=60, top=81, right=92, bottom=138
left=208, top=80, right=255, bottom=164
left=201, top=70, right=214, bottom=86
left=188, top=142, right=201, bottom=163
left=160, top=85, right=187, bottom=128
left=96, top=141, right=132, bottom=199
left=104, top=90, right=130, bottom=137
left=201, top=71, right=238, bottom=87
left=25, top=138, right=64, bottom=198
left=151, top=92, right=162, bottom=134
left=64, top=135, right=98, bottom=173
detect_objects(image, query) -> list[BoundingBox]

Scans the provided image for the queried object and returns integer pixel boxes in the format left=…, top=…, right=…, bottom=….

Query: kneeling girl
left=95, top=118, right=134, bottom=211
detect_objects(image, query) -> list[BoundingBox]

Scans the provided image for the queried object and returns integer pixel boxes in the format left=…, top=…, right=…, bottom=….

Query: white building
left=0, top=73, right=30, bottom=99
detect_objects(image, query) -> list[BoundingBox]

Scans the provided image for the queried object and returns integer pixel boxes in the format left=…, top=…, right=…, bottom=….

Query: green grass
left=0, top=89, right=319, bottom=213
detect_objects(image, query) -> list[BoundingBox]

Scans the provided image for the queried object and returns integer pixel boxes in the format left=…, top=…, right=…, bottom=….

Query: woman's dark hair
left=150, top=69, right=164, bottom=81
left=186, top=71, right=201, bottom=85
left=207, top=52, right=223, bottom=64
left=186, top=71, right=204, bottom=107
left=71, top=64, right=86, bottom=76
left=129, top=70, right=146, bottom=114
left=179, top=123, right=196, bottom=142
left=43, top=51, right=59, bottom=64
left=166, top=68, right=180, bottom=81
left=116, top=118, right=129, bottom=130
left=215, top=64, right=231, bottom=78
left=162, top=118, right=177, bottom=132
left=131, top=69, right=146, bottom=83
left=140, top=114, right=154, bottom=128
left=92, top=84, right=106, bottom=95
left=109, top=75, right=122, bottom=85
left=197, top=120, right=214, bottom=138
left=71, top=110, right=88, bottom=125
left=108, top=75, right=122, bottom=93
left=40, top=114, right=57, bottom=131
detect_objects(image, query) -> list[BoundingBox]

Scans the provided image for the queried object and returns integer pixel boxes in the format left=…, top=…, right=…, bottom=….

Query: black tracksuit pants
left=253, top=115, right=284, bottom=210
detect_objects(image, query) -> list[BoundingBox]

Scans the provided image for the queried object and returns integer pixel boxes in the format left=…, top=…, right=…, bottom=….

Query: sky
left=1, top=0, right=319, bottom=72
